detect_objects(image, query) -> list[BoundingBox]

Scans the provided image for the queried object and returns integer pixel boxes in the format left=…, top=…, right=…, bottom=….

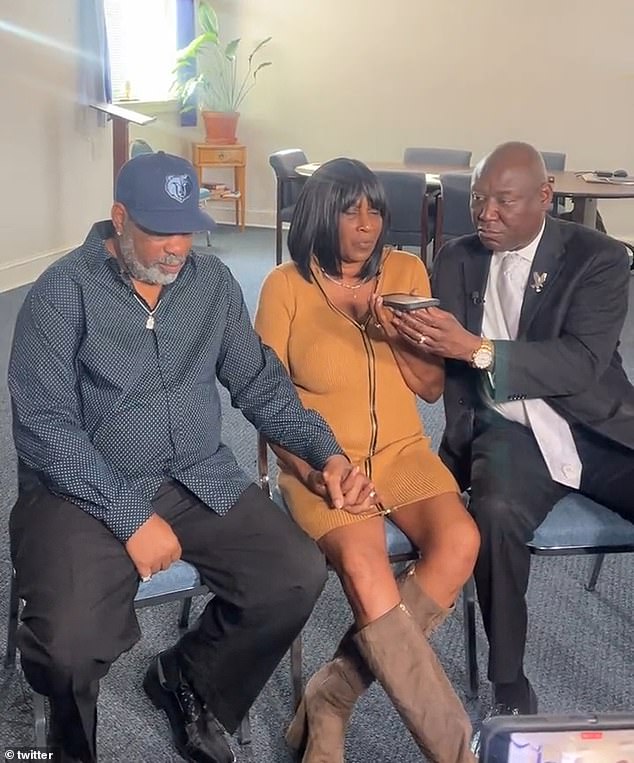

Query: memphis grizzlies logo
left=165, top=174, right=193, bottom=204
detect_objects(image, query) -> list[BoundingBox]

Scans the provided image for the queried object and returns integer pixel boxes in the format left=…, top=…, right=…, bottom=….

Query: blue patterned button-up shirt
left=9, top=221, right=343, bottom=541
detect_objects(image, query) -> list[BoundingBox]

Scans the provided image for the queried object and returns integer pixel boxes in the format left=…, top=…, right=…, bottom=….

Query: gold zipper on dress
left=310, top=253, right=391, bottom=491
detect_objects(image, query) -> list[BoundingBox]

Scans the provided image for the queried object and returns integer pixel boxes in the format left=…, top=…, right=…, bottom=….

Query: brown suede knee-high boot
left=285, top=566, right=453, bottom=762
left=354, top=603, right=476, bottom=763
left=399, top=564, right=456, bottom=634
left=285, top=625, right=371, bottom=762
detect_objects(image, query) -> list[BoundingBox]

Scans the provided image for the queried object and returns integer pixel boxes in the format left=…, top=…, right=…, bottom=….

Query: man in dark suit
left=389, top=141, right=634, bottom=717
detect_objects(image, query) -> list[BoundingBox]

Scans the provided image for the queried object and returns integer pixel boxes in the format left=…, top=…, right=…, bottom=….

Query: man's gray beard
left=119, top=235, right=180, bottom=286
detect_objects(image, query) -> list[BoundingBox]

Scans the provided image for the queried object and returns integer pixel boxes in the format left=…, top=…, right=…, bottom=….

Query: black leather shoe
left=493, top=678, right=538, bottom=715
left=144, top=650, right=235, bottom=763
left=470, top=683, right=538, bottom=756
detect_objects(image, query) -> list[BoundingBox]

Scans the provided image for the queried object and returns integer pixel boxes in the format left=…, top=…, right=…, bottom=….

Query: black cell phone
left=479, top=713, right=634, bottom=763
left=381, top=293, right=440, bottom=311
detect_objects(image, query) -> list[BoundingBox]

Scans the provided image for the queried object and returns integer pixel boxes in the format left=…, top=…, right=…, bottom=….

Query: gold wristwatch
left=471, top=338, right=495, bottom=370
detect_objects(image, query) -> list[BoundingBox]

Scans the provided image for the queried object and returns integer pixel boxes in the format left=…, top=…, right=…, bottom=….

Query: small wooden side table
left=192, top=143, right=246, bottom=230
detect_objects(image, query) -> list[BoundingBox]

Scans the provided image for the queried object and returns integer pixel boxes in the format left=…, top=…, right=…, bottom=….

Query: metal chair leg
left=585, top=554, right=606, bottom=592
left=178, top=597, right=193, bottom=630
left=5, top=570, right=19, bottom=668
left=275, top=220, right=283, bottom=265
left=290, top=634, right=303, bottom=709
left=462, top=577, right=479, bottom=699
left=237, top=712, right=252, bottom=747
left=33, top=692, right=47, bottom=748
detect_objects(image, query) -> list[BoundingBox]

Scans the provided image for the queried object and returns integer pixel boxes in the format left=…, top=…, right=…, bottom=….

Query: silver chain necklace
left=133, top=294, right=162, bottom=330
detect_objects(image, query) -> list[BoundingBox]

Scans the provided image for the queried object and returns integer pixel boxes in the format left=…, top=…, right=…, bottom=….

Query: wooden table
left=549, top=171, right=634, bottom=227
left=193, top=144, right=247, bottom=230
left=295, top=162, right=634, bottom=230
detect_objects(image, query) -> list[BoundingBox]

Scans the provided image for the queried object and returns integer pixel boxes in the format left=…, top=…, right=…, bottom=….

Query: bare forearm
left=390, top=339, right=444, bottom=402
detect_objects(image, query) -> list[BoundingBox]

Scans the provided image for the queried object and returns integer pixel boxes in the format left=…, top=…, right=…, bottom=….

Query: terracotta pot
left=201, top=111, right=240, bottom=145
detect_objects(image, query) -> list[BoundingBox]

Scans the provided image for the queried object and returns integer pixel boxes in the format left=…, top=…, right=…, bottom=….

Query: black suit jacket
left=432, top=216, right=634, bottom=489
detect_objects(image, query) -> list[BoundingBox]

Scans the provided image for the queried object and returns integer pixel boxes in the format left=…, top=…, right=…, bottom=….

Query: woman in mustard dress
left=255, top=158, right=479, bottom=763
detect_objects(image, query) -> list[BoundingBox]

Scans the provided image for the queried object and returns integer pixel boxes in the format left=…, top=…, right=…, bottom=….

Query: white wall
left=2, top=0, right=634, bottom=291
left=0, top=0, right=112, bottom=291
left=231, top=0, right=634, bottom=236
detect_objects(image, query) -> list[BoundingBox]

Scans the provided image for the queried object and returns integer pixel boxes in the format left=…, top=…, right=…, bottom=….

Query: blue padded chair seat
left=529, top=493, right=634, bottom=552
left=385, top=518, right=416, bottom=556
left=135, top=560, right=202, bottom=601
left=272, top=488, right=416, bottom=557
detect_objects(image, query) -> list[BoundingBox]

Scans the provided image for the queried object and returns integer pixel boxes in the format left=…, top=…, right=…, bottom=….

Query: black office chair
left=269, top=149, right=308, bottom=265
left=403, top=147, right=472, bottom=168
left=403, top=149, right=471, bottom=263
left=539, top=151, right=566, bottom=171
left=433, top=172, right=474, bottom=258
left=373, top=171, right=430, bottom=258
left=463, top=493, right=634, bottom=698
left=539, top=151, right=567, bottom=217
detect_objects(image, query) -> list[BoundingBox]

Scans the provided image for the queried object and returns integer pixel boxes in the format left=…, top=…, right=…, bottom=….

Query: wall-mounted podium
left=90, top=103, right=156, bottom=190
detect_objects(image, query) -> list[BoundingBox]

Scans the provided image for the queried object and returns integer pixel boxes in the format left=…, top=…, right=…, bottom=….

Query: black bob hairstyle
left=287, top=157, right=389, bottom=282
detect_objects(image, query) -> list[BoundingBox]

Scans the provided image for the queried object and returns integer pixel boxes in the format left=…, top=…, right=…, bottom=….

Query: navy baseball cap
left=115, top=151, right=215, bottom=234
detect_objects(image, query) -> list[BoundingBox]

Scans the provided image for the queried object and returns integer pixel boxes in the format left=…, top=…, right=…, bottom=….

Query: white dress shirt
left=482, top=222, right=582, bottom=488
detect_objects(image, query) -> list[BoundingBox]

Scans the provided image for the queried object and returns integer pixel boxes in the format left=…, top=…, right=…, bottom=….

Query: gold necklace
left=321, top=269, right=372, bottom=299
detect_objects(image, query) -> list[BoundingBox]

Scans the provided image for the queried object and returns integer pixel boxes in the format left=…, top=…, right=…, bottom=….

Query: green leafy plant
left=173, top=1, right=272, bottom=113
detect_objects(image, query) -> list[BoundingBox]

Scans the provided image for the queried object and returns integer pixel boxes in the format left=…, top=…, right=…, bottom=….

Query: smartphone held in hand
left=381, top=293, right=440, bottom=312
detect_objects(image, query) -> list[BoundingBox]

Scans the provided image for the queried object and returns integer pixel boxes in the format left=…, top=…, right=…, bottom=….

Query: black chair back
left=540, top=151, right=566, bottom=171
left=434, top=172, right=474, bottom=257
left=269, top=149, right=308, bottom=264
left=404, top=147, right=472, bottom=167
left=374, top=170, right=429, bottom=254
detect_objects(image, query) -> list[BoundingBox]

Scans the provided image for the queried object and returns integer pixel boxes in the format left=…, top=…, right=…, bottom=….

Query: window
left=104, top=0, right=178, bottom=102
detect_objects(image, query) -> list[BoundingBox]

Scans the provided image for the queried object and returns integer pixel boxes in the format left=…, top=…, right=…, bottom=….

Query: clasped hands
left=370, top=295, right=480, bottom=362
left=306, top=454, right=378, bottom=516
left=125, top=455, right=377, bottom=580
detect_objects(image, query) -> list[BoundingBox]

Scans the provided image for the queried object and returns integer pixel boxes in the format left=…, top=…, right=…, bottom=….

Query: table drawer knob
left=218, top=152, right=225, bottom=160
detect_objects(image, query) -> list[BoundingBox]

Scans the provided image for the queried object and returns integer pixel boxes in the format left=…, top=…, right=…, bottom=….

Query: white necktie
left=496, top=251, right=530, bottom=337
left=495, top=252, right=582, bottom=488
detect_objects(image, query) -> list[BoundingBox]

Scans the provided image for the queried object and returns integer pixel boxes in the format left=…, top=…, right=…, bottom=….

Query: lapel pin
left=530, top=271, right=548, bottom=293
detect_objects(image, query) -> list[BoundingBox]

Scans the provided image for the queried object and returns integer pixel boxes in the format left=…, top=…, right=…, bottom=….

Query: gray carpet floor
left=0, top=226, right=632, bottom=761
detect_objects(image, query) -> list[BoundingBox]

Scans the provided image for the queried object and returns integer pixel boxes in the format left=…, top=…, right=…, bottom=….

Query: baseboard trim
left=207, top=206, right=275, bottom=229
left=0, top=246, right=73, bottom=293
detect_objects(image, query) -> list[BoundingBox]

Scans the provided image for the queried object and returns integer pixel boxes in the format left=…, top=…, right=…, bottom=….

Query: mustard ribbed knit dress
left=255, top=248, right=458, bottom=540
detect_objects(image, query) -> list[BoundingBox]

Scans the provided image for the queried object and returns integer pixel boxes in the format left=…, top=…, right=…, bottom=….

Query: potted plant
left=173, top=0, right=272, bottom=145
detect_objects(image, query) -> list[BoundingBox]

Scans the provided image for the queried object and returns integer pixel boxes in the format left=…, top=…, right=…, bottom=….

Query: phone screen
left=498, top=728, right=634, bottom=762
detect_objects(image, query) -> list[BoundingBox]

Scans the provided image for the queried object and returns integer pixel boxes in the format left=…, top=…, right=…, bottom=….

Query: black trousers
left=469, top=409, right=634, bottom=685
left=10, top=480, right=327, bottom=761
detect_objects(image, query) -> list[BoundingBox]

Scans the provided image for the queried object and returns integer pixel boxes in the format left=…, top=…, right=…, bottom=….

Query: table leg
left=571, top=197, right=598, bottom=229
left=235, top=165, right=246, bottom=230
